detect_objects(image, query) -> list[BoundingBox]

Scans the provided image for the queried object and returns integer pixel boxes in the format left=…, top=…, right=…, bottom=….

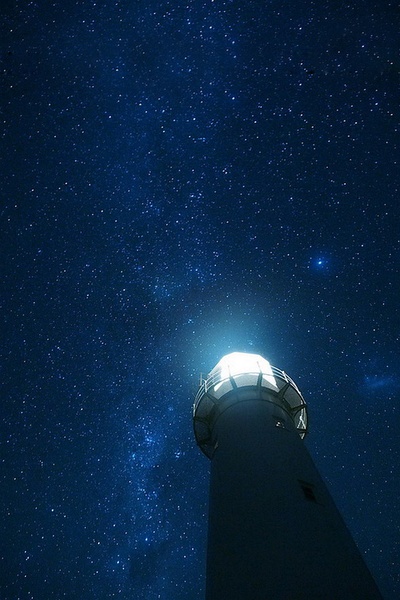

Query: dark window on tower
left=299, top=481, right=317, bottom=503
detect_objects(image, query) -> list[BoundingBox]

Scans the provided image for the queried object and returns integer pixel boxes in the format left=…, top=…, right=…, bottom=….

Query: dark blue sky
left=1, top=1, right=399, bottom=598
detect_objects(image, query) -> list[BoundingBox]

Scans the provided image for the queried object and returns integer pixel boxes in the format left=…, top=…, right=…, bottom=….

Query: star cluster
left=1, top=1, right=399, bottom=599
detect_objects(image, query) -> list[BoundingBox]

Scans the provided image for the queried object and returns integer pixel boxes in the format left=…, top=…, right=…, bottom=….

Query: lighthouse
left=193, top=352, right=382, bottom=599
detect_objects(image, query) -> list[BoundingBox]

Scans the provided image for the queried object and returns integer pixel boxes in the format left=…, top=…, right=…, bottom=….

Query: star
left=310, top=256, right=330, bottom=271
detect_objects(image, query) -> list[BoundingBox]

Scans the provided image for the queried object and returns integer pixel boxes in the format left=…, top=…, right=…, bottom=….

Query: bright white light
left=218, top=352, right=265, bottom=377
left=212, top=352, right=277, bottom=391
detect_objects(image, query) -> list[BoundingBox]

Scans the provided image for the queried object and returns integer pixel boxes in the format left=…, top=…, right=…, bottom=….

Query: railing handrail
left=195, top=364, right=304, bottom=410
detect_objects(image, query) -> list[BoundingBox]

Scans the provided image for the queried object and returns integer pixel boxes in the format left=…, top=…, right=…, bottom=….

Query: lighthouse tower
left=193, top=352, right=382, bottom=600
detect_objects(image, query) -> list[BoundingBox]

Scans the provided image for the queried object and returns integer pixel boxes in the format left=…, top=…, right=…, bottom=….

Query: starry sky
left=1, top=1, right=399, bottom=598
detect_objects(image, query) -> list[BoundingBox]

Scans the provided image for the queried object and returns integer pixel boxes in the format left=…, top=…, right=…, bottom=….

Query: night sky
left=1, top=1, right=399, bottom=598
